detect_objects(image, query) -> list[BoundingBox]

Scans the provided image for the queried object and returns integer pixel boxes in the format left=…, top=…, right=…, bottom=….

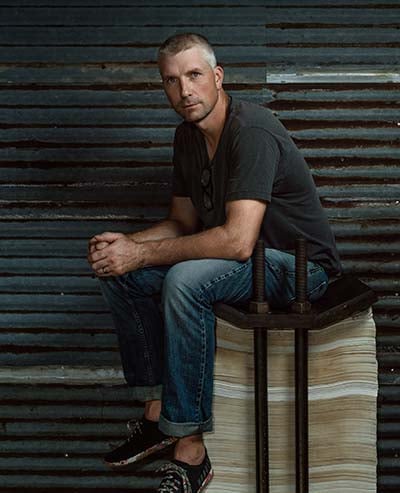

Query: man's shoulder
left=230, top=98, right=278, bottom=129
left=226, top=98, right=289, bottom=147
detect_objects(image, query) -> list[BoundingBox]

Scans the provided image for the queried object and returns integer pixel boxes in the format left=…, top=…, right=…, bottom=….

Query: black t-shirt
left=172, top=97, right=342, bottom=275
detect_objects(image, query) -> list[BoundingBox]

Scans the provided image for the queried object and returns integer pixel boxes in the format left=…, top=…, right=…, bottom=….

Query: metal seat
left=213, top=239, right=377, bottom=493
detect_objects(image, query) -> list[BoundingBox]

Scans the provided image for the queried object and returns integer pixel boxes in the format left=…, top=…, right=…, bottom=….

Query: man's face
left=158, top=46, right=223, bottom=124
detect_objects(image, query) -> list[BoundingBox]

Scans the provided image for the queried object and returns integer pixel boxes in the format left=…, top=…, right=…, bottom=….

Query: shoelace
left=157, top=463, right=192, bottom=493
left=126, top=419, right=143, bottom=439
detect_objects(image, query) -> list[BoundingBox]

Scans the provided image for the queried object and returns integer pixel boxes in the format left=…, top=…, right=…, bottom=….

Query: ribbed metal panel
left=0, top=1, right=399, bottom=491
left=0, top=2, right=266, bottom=491
left=0, top=381, right=164, bottom=492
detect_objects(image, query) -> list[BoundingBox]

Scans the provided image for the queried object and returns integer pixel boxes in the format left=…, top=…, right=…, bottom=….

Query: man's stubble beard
left=182, top=105, right=213, bottom=124
left=177, top=93, right=219, bottom=124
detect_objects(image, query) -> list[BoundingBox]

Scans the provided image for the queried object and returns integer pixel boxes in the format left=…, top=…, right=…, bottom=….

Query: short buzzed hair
left=158, top=33, right=217, bottom=69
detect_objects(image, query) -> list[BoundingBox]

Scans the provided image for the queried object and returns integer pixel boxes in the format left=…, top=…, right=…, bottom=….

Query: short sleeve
left=226, top=127, right=280, bottom=203
left=171, top=127, right=189, bottom=197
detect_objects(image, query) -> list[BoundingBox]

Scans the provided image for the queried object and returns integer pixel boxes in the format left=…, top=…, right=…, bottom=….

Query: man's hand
left=87, top=232, right=143, bottom=277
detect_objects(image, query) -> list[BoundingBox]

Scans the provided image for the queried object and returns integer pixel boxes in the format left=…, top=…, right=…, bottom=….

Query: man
left=87, top=33, right=341, bottom=493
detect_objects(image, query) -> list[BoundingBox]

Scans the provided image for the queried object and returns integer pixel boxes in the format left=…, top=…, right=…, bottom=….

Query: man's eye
left=165, top=78, right=176, bottom=85
left=191, top=72, right=201, bottom=79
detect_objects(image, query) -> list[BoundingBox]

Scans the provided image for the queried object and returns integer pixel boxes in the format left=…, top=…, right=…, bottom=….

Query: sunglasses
left=201, top=166, right=213, bottom=210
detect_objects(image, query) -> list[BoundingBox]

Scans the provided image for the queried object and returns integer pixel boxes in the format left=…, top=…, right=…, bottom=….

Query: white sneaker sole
left=105, top=436, right=178, bottom=467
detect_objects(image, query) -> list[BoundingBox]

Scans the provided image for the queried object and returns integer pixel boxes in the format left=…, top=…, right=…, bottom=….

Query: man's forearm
left=138, top=225, right=250, bottom=268
left=89, top=200, right=264, bottom=277
left=127, top=219, right=188, bottom=243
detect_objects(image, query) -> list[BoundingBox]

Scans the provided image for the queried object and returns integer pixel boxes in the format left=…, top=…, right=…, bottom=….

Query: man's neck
left=196, top=90, right=229, bottom=159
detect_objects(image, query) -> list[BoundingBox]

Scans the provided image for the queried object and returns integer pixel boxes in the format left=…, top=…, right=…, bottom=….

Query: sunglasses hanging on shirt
left=201, top=166, right=213, bottom=210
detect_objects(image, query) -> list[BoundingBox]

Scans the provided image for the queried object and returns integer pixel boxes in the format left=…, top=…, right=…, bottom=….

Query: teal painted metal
left=0, top=1, right=399, bottom=491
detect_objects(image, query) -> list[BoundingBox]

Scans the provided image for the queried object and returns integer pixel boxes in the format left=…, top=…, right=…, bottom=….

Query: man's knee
left=101, top=266, right=170, bottom=305
left=163, top=261, right=196, bottom=292
left=98, top=274, right=128, bottom=304
left=99, top=270, right=144, bottom=302
left=162, top=261, right=203, bottom=305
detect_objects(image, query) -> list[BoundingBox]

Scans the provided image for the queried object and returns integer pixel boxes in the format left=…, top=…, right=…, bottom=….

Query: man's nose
left=180, top=79, right=192, bottom=98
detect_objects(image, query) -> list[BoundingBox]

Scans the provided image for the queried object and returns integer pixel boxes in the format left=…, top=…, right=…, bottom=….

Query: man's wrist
left=127, top=232, right=140, bottom=242
left=134, top=240, right=148, bottom=269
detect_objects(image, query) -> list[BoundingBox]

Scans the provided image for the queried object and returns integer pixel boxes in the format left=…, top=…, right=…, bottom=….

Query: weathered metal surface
left=0, top=378, right=162, bottom=491
left=0, top=0, right=399, bottom=491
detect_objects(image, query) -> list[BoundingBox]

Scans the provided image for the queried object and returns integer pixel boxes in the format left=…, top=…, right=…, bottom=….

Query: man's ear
left=214, top=66, right=224, bottom=89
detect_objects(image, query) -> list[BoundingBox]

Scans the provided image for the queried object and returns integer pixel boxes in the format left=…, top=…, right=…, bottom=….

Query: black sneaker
left=104, top=417, right=177, bottom=467
left=157, top=449, right=213, bottom=492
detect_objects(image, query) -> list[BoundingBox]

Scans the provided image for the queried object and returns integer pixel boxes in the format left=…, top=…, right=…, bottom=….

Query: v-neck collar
left=200, top=95, right=233, bottom=165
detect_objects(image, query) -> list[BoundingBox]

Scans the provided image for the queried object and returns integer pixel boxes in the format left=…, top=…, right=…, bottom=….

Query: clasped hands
left=87, top=231, right=143, bottom=277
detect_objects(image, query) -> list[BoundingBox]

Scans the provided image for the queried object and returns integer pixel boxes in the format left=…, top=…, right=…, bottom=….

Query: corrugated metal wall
left=0, top=1, right=399, bottom=491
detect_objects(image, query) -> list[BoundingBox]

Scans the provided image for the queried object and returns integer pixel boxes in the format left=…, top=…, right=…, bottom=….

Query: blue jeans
left=99, top=249, right=328, bottom=438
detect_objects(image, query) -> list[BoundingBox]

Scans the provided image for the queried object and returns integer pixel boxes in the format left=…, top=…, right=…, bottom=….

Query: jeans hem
left=128, top=384, right=162, bottom=402
left=158, top=413, right=213, bottom=437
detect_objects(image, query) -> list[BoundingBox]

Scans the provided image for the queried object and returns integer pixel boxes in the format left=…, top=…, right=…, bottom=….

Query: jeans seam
left=201, top=260, right=250, bottom=291
left=194, top=260, right=251, bottom=420
left=265, top=258, right=295, bottom=278
left=286, top=277, right=328, bottom=305
left=195, top=304, right=207, bottom=423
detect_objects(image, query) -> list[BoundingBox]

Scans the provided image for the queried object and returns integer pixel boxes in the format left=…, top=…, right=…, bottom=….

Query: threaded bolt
left=253, top=239, right=265, bottom=303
